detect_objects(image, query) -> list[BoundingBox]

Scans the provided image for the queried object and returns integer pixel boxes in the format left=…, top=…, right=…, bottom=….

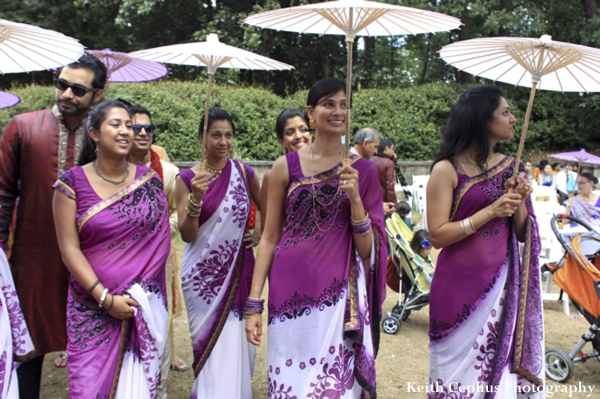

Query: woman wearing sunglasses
left=52, top=100, right=170, bottom=398
left=175, top=108, right=261, bottom=399
left=426, top=86, right=544, bottom=397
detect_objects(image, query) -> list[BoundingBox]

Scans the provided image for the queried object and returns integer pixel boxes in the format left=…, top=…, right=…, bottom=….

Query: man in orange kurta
left=0, top=54, right=105, bottom=399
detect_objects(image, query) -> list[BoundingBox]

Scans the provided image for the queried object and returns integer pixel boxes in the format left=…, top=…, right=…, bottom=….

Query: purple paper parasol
left=0, top=91, right=21, bottom=109
left=550, top=148, right=600, bottom=165
left=87, top=48, right=170, bottom=98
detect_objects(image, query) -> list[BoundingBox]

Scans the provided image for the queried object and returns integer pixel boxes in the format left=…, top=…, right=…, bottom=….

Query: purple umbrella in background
left=550, top=148, right=600, bottom=171
left=87, top=48, right=170, bottom=98
left=0, top=91, right=21, bottom=109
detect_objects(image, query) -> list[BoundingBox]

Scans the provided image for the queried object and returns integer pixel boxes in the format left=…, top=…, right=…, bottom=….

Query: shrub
left=2, top=81, right=599, bottom=161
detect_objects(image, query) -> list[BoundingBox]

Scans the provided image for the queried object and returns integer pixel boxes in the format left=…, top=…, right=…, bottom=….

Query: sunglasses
left=421, top=239, right=431, bottom=249
left=55, top=78, right=96, bottom=97
left=132, top=124, right=156, bottom=134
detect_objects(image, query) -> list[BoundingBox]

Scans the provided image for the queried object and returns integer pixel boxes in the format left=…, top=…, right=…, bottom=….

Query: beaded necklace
left=309, top=145, right=344, bottom=232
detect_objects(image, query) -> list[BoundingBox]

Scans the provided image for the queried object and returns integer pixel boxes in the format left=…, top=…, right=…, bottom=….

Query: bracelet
left=244, top=297, right=265, bottom=314
left=99, top=288, right=109, bottom=309
left=187, top=194, right=202, bottom=218
left=351, top=213, right=372, bottom=235
left=87, top=279, right=101, bottom=295
left=351, top=212, right=369, bottom=225
left=106, top=294, right=115, bottom=312
left=460, top=217, right=476, bottom=236
left=188, top=193, right=202, bottom=207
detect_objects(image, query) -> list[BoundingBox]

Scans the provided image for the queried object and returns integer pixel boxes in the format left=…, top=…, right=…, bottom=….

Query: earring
left=309, top=118, right=316, bottom=129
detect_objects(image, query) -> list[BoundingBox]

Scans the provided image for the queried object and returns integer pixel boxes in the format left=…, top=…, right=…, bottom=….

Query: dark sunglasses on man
left=54, top=78, right=96, bottom=97
left=132, top=124, right=156, bottom=135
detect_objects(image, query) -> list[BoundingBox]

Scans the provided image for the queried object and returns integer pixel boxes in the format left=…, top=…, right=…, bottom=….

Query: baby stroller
left=381, top=213, right=433, bottom=334
left=543, top=214, right=600, bottom=382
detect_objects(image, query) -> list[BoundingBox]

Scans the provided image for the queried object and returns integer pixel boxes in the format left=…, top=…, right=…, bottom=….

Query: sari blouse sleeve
left=53, top=169, right=77, bottom=201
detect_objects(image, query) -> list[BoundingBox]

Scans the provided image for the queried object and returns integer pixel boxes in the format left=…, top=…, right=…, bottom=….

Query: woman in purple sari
left=427, top=86, right=544, bottom=398
left=175, top=108, right=261, bottom=398
left=0, top=247, right=34, bottom=399
left=245, top=78, right=387, bottom=398
left=53, top=100, right=170, bottom=398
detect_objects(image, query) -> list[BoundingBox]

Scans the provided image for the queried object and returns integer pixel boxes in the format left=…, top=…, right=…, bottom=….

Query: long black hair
left=432, top=85, right=505, bottom=173
left=275, top=108, right=309, bottom=141
left=78, top=100, right=131, bottom=165
left=198, top=108, right=235, bottom=137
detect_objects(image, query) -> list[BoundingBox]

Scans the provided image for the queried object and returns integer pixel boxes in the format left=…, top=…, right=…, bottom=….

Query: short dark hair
left=275, top=108, right=309, bottom=140
left=79, top=100, right=131, bottom=164
left=130, top=104, right=152, bottom=119
left=56, top=53, right=107, bottom=90
left=306, top=77, right=346, bottom=108
left=199, top=108, right=235, bottom=136
left=395, top=200, right=411, bottom=217
left=578, top=172, right=598, bottom=185
left=378, top=139, right=393, bottom=153
left=432, top=85, right=505, bottom=173
left=551, top=162, right=562, bottom=170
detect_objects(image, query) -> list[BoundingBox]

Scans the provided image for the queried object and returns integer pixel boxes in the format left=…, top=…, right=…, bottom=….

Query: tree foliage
left=3, top=81, right=599, bottom=162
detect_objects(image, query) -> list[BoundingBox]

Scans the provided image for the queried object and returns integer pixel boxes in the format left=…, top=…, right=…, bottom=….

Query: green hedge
left=1, top=81, right=599, bottom=161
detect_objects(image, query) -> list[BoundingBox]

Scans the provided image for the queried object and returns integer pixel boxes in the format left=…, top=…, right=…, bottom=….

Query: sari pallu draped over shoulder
left=266, top=152, right=387, bottom=399
left=180, top=159, right=256, bottom=399
left=53, top=165, right=170, bottom=399
left=429, top=157, right=545, bottom=398
left=0, top=248, right=34, bottom=399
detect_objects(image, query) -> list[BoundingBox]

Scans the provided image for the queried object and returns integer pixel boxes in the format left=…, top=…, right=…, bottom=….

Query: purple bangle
left=351, top=216, right=372, bottom=235
left=244, top=297, right=265, bottom=314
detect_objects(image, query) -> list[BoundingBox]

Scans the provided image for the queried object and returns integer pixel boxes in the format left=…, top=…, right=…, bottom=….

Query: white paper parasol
left=129, top=34, right=294, bottom=166
left=244, top=0, right=461, bottom=159
left=440, top=35, right=600, bottom=180
left=0, top=19, right=85, bottom=74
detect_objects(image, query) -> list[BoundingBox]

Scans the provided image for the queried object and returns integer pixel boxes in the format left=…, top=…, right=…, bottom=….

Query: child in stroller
left=382, top=213, right=434, bottom=334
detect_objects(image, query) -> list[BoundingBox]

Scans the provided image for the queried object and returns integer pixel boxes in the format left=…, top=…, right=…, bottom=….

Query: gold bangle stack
left=187, top=193, right=202, bottom=218
left=350, top=212, right=369, bottom=225
left=460, top=217, right=476, bottom=236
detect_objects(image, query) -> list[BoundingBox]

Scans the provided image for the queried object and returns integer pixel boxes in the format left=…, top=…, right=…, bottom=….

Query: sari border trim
left=109, top=318, right=131, bottom=399
left=54, top=180, right=76, bottom=200
left=510, top=216, right=543, bottom=386
left=449, top=156, right=513, bottom=221
left=287, top=154, right=360, bottom=196
left=77, top=168, right=156, bottom=232
left=193, top=160, right=250, bottom=376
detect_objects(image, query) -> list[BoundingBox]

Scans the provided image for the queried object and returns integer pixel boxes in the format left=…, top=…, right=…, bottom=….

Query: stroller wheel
left=545, top=349, right=574, bottom=383
left=382, top=316, right=401, bottom=334
left=392, top=305, right=411, bottom=321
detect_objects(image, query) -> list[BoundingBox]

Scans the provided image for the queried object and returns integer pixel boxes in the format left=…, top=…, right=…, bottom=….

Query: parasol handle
left=200, top=72, right=215, bottom=172
left=511, top=80, right=538, bottom=183
left=345, top=35, right=355, bottom=161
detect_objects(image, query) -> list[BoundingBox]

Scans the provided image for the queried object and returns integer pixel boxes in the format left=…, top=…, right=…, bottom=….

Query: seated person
left=565, top=172, right=600, bottom=227
left=538, top=163, right=555, bottom=188
left=410, top=229, right=435, bottom=278
left=395, top=200, right=414, bottom=231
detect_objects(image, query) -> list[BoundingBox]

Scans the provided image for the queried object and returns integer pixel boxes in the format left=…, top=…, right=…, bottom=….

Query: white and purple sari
left=54, top=165, right=170, bottom=399
left=179, top=159, right=256, bottom=399
left=266, top=152, right=387, bottom=398
left=0, top=248, right=34, bottom=399
left=429, top=157, right=545, bottom=398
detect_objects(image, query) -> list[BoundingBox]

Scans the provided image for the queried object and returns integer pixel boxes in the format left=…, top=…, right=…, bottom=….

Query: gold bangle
left=188, top=193, right=202, bottom=208
left=351, top=212, right=369, bottom=225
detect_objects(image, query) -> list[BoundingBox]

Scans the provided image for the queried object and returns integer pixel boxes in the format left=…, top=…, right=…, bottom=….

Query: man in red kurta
left=0, top=54, right=105, bottom=399
left=370, top=138, right=397, bottom=216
